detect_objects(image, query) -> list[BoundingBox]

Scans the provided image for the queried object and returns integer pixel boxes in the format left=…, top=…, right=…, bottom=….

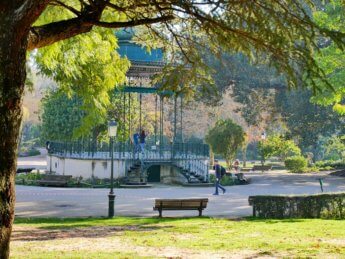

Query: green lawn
left=12, top=217, right=345, bottom=258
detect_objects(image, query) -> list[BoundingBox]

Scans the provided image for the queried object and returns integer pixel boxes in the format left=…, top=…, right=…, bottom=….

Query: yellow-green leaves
left=36, top=27, right=130, bottom=137
left=311, top=0, right=345, bottom=115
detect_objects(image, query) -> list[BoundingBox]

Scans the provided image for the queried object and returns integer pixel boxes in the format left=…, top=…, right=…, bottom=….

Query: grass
left=12, top=217, right=345, bottom=258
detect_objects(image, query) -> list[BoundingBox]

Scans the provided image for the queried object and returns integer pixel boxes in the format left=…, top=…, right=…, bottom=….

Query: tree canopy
left=1, top=0, right=345, bottom=257
left=311, top=0, right=345, bottom=114
left=40, top=91, right=84, bottom=141
left=205, top=119, right=245, bottom=166
left=275, top=89, right=344, bottom=155
left=258, top=135, right=301, bottom=163
left=27, top=0, right=345, bottom=96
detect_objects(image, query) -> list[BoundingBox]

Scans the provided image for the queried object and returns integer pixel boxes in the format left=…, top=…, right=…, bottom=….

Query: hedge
left=209, top=174, right=234, bottom=186
left=284, top=156, right=307, bottom=173
left=315, top=160, right=345, bottom=169
left=248, top=192, right=345, bottom=219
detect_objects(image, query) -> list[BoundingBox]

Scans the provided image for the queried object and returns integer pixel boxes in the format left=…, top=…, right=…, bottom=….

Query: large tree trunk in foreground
left=0, top=16, right=28, bottom=258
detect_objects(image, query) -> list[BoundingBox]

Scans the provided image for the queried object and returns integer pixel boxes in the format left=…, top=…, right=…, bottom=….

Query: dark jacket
left=214, top=164, right=222, bottom=179
left=139, top=132, right=146, bottom=143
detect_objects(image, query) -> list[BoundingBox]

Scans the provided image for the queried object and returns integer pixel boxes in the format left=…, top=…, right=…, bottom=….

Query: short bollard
left=318, top=178, right=324, bottom=193
left=108, top=193, right=116, bottom=218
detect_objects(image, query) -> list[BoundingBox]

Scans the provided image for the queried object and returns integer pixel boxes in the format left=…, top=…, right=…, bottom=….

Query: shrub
left=248, top=193, right=345, bottom=219
left=220, top=175, right=235, bottom=186
left=16, top=172, right=43, bottom=185
left=284, top=156, right=307, bottom=173
left=258, top=135, right=301, bottom=163
left=18, top=147, right=40, bottom=157
left=209, top=174, right=235, bottom=186
left=315, top=160, right=345, bottom=170
left=27, top=148, right=40, bottom=156
left=206, top=119, right=245, bottom=167
left=301, top=166, right=319, bottom=173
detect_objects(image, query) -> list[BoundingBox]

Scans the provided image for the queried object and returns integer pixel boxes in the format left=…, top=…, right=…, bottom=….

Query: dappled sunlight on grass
left=12, top=216, right=345, bottom=258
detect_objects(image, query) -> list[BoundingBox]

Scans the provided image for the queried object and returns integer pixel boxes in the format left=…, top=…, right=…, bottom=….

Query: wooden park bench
left=153, top=198, right=208, bottom=217
left=38, top=174, right=72, bottom=187
left=252, top=165, right=272, bottom=171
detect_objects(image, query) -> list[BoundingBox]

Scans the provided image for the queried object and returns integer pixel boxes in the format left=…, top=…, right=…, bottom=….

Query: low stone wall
left=47, top=155, right=126, bottom=179
left=160, top=165, right=187, bottom=185
left=48, top=155, right=188, bottom=184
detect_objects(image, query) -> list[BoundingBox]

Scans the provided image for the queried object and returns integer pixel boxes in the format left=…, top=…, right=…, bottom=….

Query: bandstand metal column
left=123, top=92, right=126, bottom=156
left=139, top=93, right=142, bottom=132
left=128, top=92, right=131, bottom=137
left=159, top=96, right=164, bottom=155
left=155, top=95, right=158, bottom=144
left=173, top=95, right=177, bottom=142
left=180, top=95, right=183, bottom=142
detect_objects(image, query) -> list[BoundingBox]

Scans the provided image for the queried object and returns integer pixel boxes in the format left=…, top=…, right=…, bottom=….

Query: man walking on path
left=133, top=131, right=140, bottom=159
left=139, top=130, right=147, bottom=155
left=213, top=159, right=226, bottom=195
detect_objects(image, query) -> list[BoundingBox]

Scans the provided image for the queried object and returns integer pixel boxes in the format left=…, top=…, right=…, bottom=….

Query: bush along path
left=249, top=192, right=345, bottom=219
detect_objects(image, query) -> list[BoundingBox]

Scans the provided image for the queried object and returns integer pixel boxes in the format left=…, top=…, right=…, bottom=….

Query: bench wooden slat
left=38, top=175, right=72, bottom=187
left=153, top=198, right=209, bottom=217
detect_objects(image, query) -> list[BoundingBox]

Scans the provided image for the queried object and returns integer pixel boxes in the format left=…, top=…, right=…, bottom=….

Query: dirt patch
left=12, top=225, right=284, bottom=258
left=322, top=238, right=345, bottom=246
left=12, top=225, right=165, bottom=241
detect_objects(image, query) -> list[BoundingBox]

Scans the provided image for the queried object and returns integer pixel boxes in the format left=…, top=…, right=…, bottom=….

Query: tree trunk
left=0, top=17, right=28, bottom=258
left=242, top=145, right=247, bottom=168
left=209, top=150, right=214, bottom=166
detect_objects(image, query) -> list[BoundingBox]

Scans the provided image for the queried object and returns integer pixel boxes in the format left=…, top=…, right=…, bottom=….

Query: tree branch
left=88, top=15, right=174, bottom=28
left=50, top=0, right=81, bottom=17
left=28, top=14, right=174, bottom=50
left=28, top=17, right=92, bottom=50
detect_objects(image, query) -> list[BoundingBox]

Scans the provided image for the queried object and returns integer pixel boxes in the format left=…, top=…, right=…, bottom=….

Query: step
left=120, top=184, right=152, bottom=188
left=182, top=182, right=213, bottom=187
left=126, top=177, right=147, bottom=182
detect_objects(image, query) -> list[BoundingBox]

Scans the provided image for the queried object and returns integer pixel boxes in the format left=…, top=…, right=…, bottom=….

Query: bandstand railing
left=47, top=140, right=209, bottom=161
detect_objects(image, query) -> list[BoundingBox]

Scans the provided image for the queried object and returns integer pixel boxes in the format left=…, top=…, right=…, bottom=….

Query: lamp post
left=46, top=141, right=52, bottom=173
left=260, top=132, right=266, bottom=167
left=108, top=120, right=118, bottom=218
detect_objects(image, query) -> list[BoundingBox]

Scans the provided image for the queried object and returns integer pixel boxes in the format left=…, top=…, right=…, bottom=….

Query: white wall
left=160, top=165, right=187, bottom=184
left=47, top=155, right=127, bottom=179
left=47, top=155, right=207, bottom=183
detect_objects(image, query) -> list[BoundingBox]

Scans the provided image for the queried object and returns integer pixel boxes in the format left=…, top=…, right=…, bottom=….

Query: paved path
left=15, top=171, right=345, bottom=218
left=17, top=148, right=47, bottom=170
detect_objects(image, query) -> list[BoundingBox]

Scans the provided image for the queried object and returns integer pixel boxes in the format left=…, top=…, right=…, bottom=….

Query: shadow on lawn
left=242, top=216, right=342, bottom=223
left=15, top=216, right=210, bottom=227
left=12, top=224, right=173, bottom=241
left=13, top=216, right=211, bottom=241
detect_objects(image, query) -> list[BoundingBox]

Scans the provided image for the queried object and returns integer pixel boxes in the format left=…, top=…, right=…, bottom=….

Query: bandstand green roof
left=116, top=29, right=164, bottom=64
left=116, top=86, right=173, bottom=96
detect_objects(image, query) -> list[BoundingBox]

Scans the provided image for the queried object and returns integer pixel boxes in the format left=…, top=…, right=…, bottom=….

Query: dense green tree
left=275, top=90, right=344, bottom=157
left=311, top=0, right=345, bottom=114
left=203, top=52, right=284, bottom=109
left=40, top=90, right=144, bottom=142
left=258, top=135, right=301, bottom=163
left=201, top=1, right=345, bottom=121
left=206, top=119, right=245, bottom=167
left=324, top=135, right=345, bottom=162
left=40, top=91, right=84, bottom=141
left=1, top=1, right=345, bottom=256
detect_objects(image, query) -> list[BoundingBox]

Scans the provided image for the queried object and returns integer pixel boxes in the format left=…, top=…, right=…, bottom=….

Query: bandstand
left=47, top=29, right=210, bottom=185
